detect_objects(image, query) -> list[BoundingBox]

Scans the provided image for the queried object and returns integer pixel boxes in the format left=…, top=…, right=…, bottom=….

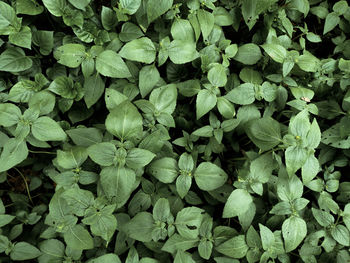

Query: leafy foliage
left=0, top=0, right=350, bottom=262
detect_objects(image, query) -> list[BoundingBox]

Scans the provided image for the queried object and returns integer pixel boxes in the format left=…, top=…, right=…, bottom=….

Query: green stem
left=29, top=150, right=56, bottom=155
left=13, top=168, right=33, bottom=205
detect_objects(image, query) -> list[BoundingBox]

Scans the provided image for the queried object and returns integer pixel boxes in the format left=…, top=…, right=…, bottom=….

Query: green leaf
left=196, top=89, right=217, bottom=119
left=119, top=22, right=144, bottom=42
left=139, top=64, right=160, bottom=97
left=0, top=1, right=19, bottom=28
left=0, top=47, right=32, bottom=72
left=55, top=44, right=86, bottom=68
left=105, top=88, right=128, bottom=111
left=47, top=76, right=78, bottom=99
left=9, top=26, right=32, bottom=49
left=15, top=0, right=42, bottom=15
left=82, top=204, right=117, bottom=242
left=100, top=166, right=136, bottom=207
left=153, top=198, right=171, bottom=222
left=233, top=43, right=262, bottom=65
left=174, top=251, right=195, bottom=263
left=57, top=147, right=88, bottom=169
left=176, top=173, right=192, bottom=198
left=285, top=146, right=308, bottom=175
left=175, top=207, right=204, bottom=239
left=223, top=189, right=253, bottom=218
left=259, top=224, right=275, bottom=250
left=0, top=214, right=15, bottom=227
left=125, top=212, right=154, bottom=242
left=84, top=73, right=105, bottom=108
left=126, top=148, right=156, bottom=169
left=147, top=157, right=178, bottom=183
left=42, top=0, right=66, bottom=16
left=150, top=84, right=178, bottom=114
left=96, top=50, right=131, bottom=78
left=91, top=254, right=122, bottom=263
left=119, top=37, right=156, bottom=64
left=147, top=0, right=173, bottom=23
left=168, top=40, right=199, bottom=64
left=282, top=216, right=307, bottom=252
left=120, top=0, right=141, bottom=15
left=62, top=188, right=94, bottom=217
left=162, top=234, right=199, bottom=254
left=0, top=139, right=28, bottom=173
left=323, top=12, right=340, bottom=34
left=331, top=225, right=350, bottom=246
left=38, top=239, right=65, bottom=262
left=32, top=30, right=54, bottom=55
left=66, top=127, right=103, bottom=147
left=171, top=18, right=194, bottom=42
left=194, top=162, right=227, bottom=191
left=32, top=116, right=67, bottom=141
left=296, top=52, right=320, bottom=72
left=208, top=64, right=227, bottom=87
left=68, top=0, right=90, bottom=10
left=225, top=83, right=255, bottom=105
left=197, top=9, right=214, bottom=40
left=10, top=242, right=41, bottom=261
left=101, top=6, right=117, bottom=30
left=246, top=117, right=282, bottom=151
left=216, top=235, right=249, bottom=259
left=105, top=101, right=143, bottom=141
left=0, top=103, right=21, bottom=127
left=261, top=43, right=287, bottom=63
left=64, top=224, right=94, bottom=250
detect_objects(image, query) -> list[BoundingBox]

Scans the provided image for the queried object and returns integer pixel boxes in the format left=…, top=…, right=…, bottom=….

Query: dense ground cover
left=0, top=0, right=350, bottom=262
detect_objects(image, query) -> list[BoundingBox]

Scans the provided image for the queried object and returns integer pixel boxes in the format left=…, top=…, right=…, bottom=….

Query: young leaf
left=282, top=216, right=307, bottom=252
left=119, top=37, right=156, bottom=64
left=194, top=162, right=227, bottom=191
left=223, top=189, right=253, bottom=218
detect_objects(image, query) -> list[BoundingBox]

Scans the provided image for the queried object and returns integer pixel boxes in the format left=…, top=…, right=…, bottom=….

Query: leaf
left=171, top=18, right=194, bottom=42
left=196, top=89, right=217, bottom=119
left=62, top=188, right=94, bottom=216
left=261, top=43, right=287, bottom=63
left=125, top=212, right=154, bottom=242
left=91, top=254, right=122, bottom=263
left=120, top=0, right=141, bottom=15
left=331, top=225, right=350, bottom=246
left=168, top=40, right=199, bottom=64
left=147, top=157, right=178, bottom=183
left=147, top=0, right=173, bottom=23
left=282, top=216, right=307, bottom=252
left=105, top=101, right=143, bottom=141
left=139, top=64, right=160, bottom=97
left=246, top=117, right=282, bottom=151
left=233, top=43, right=262, bottom=65
left=67, top=127, right=103, bottom=147
left=32, top=116, right=67, bottom=141
left=259, top=224, right=275, bottom=250
left=174, top=251, right=195, bottom=263
left=0, top=47, right=32, bottom=72
left=296, top=52, right=320, bottom=72
left=125, top=148, right=156, bottom=169
left=0, top=139, right=28, bottom=173
left=223, top=189, right=253, bottom=218
left=84, top=73, right=105, bottom=108
left=197, top=9, right=214, bottom=40
left=208, top=64, right=227, bottom=87
left=175, top=207, right=204, bottom=239
left=42, top=0, right=66, bottom=16
left=323, top=12, right=340, bottom=35
left=150, top=84, right=178, bottom=114
left=176, top=174, right=192, bottom=198
left=38, top=239, right=65, bottom=262
left=64, top=224, right=94, bottom=250
left=10, top=242, right=41, bottom=260
left=0, top=214, right=15, bottom=227
left=55, top=44, right=86, bottom=68
left=285, top=146, right=308, bottom=175
left=0, top=103, right=21, bottom=127
left=57, top=147, right=87, bottom=169
left=68, top=0, right=90, bottom=10
left=100, top=166, right=136, bottom=207
left=225, top=83, right=255, bottom=105
left=216, top=235, right=249, bottom=259
left=194, top=162, right=227, bottom=191
left=96, top=50, right=131, bottom=78
left=87, top=142, right=117, bottom=166
left=9, top=26, right=32, bottom=49
left=119, top=37, right=156, bottom=64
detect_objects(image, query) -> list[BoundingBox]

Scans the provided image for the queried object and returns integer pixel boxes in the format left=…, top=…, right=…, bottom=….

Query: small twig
left=13, top=168, right=33, bottom=205
left=28, top=150, right=56, bottom=155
